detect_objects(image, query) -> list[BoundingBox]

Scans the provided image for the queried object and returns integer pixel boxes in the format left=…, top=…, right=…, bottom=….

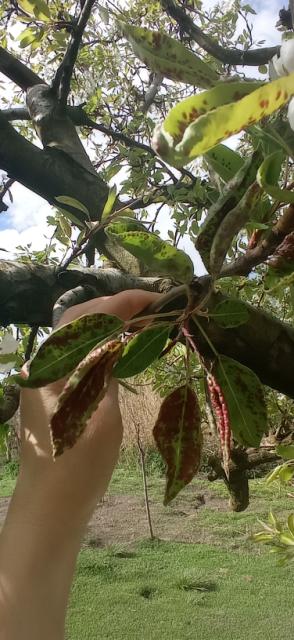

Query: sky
left=0, top=0, right=283, bottom=275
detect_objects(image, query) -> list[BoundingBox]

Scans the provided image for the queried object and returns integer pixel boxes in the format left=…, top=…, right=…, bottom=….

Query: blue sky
left=0, top=0, right=283, bottom=273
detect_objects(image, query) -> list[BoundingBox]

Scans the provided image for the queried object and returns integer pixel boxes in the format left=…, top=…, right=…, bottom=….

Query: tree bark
left=1, top=261, right=294, bottom=399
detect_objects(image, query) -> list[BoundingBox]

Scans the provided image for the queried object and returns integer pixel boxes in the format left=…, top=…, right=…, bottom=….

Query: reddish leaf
left=153, top=385, right=202, bottom=504
left=207, top=374, right=231, bottom=476
left=50, top=340, right=122, bottom=457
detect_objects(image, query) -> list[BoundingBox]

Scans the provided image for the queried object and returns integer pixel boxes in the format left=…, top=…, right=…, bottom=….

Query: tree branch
left=0, top=110, right=108, bottom=220
left=220, top=204, right=294, bottom=278
left=52, top=0, right=96, bottom=104
left=0, top=46, right=42, bottom=89
left=1, top=261, right=294, bottom=399
left=161, top=0, right=279, bottom=66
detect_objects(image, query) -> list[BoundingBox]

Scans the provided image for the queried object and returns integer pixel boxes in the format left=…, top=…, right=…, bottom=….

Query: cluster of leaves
left=252, top=444, right=294, bottom=565
left=1, top=0, right=294, bottom=510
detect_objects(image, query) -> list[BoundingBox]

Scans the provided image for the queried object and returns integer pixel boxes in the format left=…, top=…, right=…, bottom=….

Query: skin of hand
left=0, top=289, right=160, bottom=640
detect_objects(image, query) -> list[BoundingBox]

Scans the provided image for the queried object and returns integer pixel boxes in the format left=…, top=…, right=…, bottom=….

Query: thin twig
left=52, top=0, right=96, bottom=105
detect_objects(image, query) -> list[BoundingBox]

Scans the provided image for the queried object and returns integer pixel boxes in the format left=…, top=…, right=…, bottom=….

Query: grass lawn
left=1, top=459, right=294, bottom=639
left=66, top=464, right=294, bottom=640
left=67, top=540, right=293, bottom=640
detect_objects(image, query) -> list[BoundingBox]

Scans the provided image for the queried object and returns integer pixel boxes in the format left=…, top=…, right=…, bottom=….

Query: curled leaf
left=209, top=181, right=262, bottom=275
left=153, top=75, right=294, bottom=167
left=51, top=340, right=122, bottom=457
left=153, top=385, right=202, bottom=504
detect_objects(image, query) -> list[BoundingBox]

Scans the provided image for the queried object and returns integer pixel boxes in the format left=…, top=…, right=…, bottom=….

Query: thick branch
left=0, top=111, right=108, bottom=220
left=0, top=46, right=42, bottom=89
left=161, top=0, right=279, bottom=66
left=52, top=0, right=96, bottom=104
left=1, top=261, right=294, bottom=398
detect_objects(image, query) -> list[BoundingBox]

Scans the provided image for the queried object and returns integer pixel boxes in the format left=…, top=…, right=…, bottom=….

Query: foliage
left=1, top=0, right=294, bottom=511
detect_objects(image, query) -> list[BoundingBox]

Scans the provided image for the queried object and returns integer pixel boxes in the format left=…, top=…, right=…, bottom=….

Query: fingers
left=57, top=289, right=161, bottom=327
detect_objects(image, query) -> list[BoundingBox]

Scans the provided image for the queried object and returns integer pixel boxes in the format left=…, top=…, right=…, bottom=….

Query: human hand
left=19, top=289, right=161, bottom=525
left=0, top=289, right=160, bottom=640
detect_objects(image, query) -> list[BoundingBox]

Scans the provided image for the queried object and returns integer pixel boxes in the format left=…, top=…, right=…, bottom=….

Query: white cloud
left=0, top=183, right=51, bottom=258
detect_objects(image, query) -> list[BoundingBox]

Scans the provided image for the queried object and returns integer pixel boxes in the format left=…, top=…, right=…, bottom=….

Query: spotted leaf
left=153, top=75, right=294, bottom=167
left=51, top=340, right=122, bottom=457
left=118, top=22, right=218, bottom=88
left=17, top=313, right=123, bottom=387
left=212, top=355, right=267, bottom=448
left=106, top=225, right=194, bottom=283
left=153, top=385, right=202, bottom=504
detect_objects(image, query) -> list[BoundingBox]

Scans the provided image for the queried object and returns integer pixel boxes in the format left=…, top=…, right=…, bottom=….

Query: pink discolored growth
left=207, top=374, right=231, bottom=476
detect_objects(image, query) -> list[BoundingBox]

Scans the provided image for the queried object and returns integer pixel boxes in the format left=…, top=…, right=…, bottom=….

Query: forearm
left=0, top=483, right=84, bottom=640
left=0, top=385, right=123, bottom=640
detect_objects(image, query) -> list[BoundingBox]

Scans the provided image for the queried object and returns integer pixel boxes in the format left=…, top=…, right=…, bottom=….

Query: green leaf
left=257, top=151, right=294, bottom=203
left=153, top=385, right=202, bottom=504
left=279, top=464, right=294, bottom=484
left=118, top=22, right=218, bottom=89
left=252, top=532, right=274, bottom=542
left=154, top=75, right=294, bottom=167
left=276, top=444, right=294, bottom=460
left=288, top=514, right=294, bottom=535
left=279, top=532, right=294, bottom=546
left=213, top=355, right=267, bottom=447
left=106, top=224, right=194, bottom=283
left=211, top=299, right=249, bottom=328
left=55, top=196, right=90, bottom=218
left=113, top=324, right=170, bottom=379
left=18, top=27, right=42, bottom=48
left=265, top=464, right=284, bottom=485
left=101, top=185, right=117, bottom=220
left=16, top=313, right=123, bottom=387
left=204, top=144, right=244, bottom=182
left=18, top=0, right=51, bottom=21
left=51, top=341, right=122, bottom=457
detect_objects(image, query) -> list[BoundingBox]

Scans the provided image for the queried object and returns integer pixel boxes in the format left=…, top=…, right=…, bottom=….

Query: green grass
left=0, top=461, right=18, bottom=497
left=67, top=540, right=294, bottom=640
left=2, top=458, right=294, bottom=639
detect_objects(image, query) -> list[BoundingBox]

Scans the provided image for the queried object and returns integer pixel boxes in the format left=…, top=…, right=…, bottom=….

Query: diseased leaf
left=204, top=144, right=244, bottom=182
left=16, top=313, right=123, bottom=387
left=118, top=22, right=218, bottom=88
left=51, top=341, right=122, bottom=457
left=276, top=444, right=294, bottom=460
left=257, top=151, right=294, bottom=203
left=213, top=355, right=267, bottom=448
left=196, top=150, right=262, bottom=270
left=207, top=374, right=231, bottom=475
left=210, top=299, right=249, bottom=329
left=153, top=385, right=202, bottom=504
left=153, top=75, right=294, bottom=167
left=106, top=224, right=194, bottom=283
left=113, top=324, right=170, bottom=378
left=210, top=181, right=262, bottom=275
